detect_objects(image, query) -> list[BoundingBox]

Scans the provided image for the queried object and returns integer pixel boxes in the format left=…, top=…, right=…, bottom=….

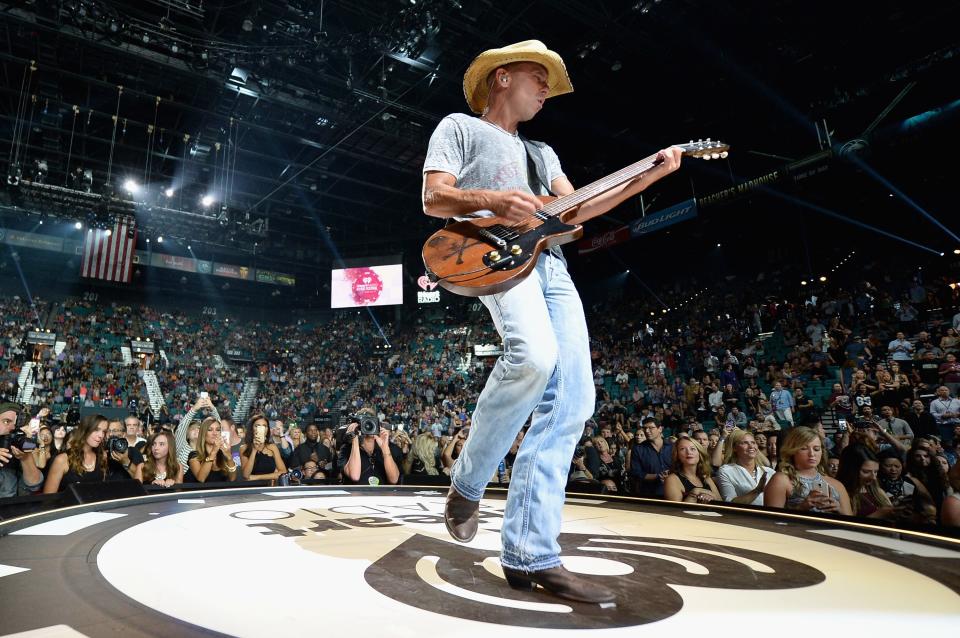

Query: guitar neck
left=538, top=139, right=729, bottom=218
left=540, top=153, right=663, bottom=218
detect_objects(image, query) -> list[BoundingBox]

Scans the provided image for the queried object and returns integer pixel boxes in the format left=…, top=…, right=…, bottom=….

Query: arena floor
left=0, top=486, right=958, bottom=636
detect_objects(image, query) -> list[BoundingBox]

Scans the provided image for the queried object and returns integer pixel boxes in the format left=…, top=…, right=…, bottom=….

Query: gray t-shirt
left=423, top=113, right=565, bottom=219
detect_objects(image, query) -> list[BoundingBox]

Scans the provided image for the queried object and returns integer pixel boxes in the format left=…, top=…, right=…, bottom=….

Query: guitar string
left=496, top=154, right=663, bottom=238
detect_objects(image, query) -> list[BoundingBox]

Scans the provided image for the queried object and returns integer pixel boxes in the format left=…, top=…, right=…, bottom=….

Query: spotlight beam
left=843, top=153, right=960, bottom=243
left=762, top=187, right=943, bottom=256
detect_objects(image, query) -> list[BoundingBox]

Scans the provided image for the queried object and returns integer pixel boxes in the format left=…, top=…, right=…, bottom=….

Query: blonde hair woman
left=185, top=417, right=237, bottom=483
left=715, top=429, right=776, bottom=505
left=663, top=435, right=720, bottom=504
left=764, top=426, right=851, bottom=515
left=404, top=432, right=440, bottom=477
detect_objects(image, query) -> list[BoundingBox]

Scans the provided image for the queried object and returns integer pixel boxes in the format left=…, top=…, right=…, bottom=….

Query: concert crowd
left=1, top=259, right=959, bottom=529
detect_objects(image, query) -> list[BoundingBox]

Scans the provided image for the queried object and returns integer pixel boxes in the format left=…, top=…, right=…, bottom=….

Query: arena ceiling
left=1, top=0, right=958, bottom=278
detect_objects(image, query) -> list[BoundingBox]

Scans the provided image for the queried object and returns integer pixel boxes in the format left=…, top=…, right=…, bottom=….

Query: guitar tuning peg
left=706, top=138, right=711, bottom=142
left=720, top=151, right=728, bottom=159
left=689, top=139, right=694, bottom=144
left=711, top=153, right=720, bottom=159
left=697, top=138, right=702, bottom=143
left=702, top=155, right=711, bottom=160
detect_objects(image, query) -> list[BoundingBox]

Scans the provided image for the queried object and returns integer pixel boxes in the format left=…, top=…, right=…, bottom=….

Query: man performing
left=421, top=40, right=683, bottom=604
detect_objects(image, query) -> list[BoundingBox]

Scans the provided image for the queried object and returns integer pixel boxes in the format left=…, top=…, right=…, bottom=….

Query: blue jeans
left=450, top=253, right=594, bottom=572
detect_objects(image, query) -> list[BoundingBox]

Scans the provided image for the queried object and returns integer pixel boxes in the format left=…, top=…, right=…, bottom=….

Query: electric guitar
left=422, top=139, right=729, bottom=297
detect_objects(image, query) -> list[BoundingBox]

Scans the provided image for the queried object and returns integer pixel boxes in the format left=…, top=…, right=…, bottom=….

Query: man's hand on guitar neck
left=647, top=146, right=684, bottom=182
left=488, top=189, right=542, bottom=224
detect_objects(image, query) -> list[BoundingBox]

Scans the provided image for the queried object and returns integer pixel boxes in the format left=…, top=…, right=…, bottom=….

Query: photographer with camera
left=104, top=419, right=143, bottom=482
left=0, top=403, right=44, bottom=497
left=338, top=410, right=401, bottom=486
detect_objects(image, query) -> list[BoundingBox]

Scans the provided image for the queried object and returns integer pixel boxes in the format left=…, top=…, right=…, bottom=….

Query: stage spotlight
left=164, top=187, right=175, bottom=197
left=105, top=229, right=112, bottom=236
left=157, top=236, right=164, bottom=243
left=819, top=276, right=827, bottom=282
left=801, top=280, right=808, bottom=286
left=716, top=243, right=721, bottom=247
left=954, top=249, right=960, bottom=254
left=123, top=178, right=140, bottom=194
left=626, top=269, right=630, bottom=273
left=75, top=221, right=82, bottom=229
left=187, top=245, right=192, bottom=250
left=201, top=194, right=215, bottom=207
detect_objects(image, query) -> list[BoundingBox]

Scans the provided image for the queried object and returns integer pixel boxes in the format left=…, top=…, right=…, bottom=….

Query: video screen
left=331, top=264, right=403, bottom=308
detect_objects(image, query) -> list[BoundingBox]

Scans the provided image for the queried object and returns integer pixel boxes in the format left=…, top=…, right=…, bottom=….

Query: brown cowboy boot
left=444, top=485, right=479, bottom=542
left=502, top=565, right=617, bottom=604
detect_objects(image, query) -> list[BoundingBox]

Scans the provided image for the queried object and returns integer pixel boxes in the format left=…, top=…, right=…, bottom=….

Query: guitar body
left=422, top=195, right=582, bottom=297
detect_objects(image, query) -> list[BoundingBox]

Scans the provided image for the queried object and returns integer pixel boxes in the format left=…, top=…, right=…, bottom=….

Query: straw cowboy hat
left=462, top=40, right=573, bottom=114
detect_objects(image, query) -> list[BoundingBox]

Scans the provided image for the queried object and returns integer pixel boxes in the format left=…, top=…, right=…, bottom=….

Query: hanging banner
left=577, top=226, right=631, bottom=255
left=629, top=198, right=698, bottom=238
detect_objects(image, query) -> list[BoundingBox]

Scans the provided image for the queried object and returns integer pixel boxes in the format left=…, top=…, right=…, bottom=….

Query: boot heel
left=503, top=568, right=536, bottom=591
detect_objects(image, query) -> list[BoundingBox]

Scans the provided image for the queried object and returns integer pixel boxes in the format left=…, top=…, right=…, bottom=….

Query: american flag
left=80, top=217, right=137, bottom=283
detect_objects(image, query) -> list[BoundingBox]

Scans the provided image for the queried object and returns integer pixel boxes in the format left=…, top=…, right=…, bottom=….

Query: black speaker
left=65, top=479, right=147, bottom=505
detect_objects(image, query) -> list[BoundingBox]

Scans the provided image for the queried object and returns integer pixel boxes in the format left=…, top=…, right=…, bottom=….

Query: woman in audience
left=43, top=414, right=109, bottom=493
left=905, top=440, right=947, bottom=513
left=587, top=435, right=624, bottom=493
left=239, top=414, right=287, bottom=483
left=270, top=421, right=293, bottom=463
left=141, top=430, right=184, bottom=487
left=942, top=462, right=960, bottom=526
left=51, top=423, right=68, bottom=457
left=764, top=426, right=852, bottom=515
left=939, top=327, right=959, bottom=355
left=32, top=426, right=55, bottom=474
left=403, top=432, right=441, bottom=478
left=836, top=445, right=896, bottom=519
left=765, top=431, right=780, bottom=470
left=185, top=417, right=237, bottom=483
left=175, top=394, right=220, bottom=468
left=664, top=434, right=721, bottom=504
left=441, top=426, right=468, bottom=472
left=288, top=424, right=304, bottom=451
left=716, top=429, right=775, bottom=505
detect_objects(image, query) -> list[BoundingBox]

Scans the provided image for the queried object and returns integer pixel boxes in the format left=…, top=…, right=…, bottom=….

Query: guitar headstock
left=679, top=139, right=730, bottom=160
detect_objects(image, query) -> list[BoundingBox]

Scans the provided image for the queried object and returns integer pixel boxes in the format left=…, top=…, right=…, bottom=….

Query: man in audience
left=930, top=386, right=960, bottom=444
left=123, top=415, right=146, bottom=453
left=878, top=405, right=913, bottom=445
left=887, top=331, right=914, bottom=371
left=106, top=419, right=144, bottom=481
left=939, top=353, right=960, bottom=397
left=905, top=399, right=939, bottom=441
left=290, top=423, right=332, bottom=471
left=629, top=417, right=672, bottom=497
left=0, top=403, right=43, bottom=497
left=769, top=381, right=795, bottom=427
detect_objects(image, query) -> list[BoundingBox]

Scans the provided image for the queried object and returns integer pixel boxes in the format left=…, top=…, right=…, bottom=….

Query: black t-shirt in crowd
left=917, top=359, right=942, bottom=387
left=337, top=439, right=403, bottom=486
left=289, top=440, right=332, bottom=469
left=106, top=446, right=144, bottom=481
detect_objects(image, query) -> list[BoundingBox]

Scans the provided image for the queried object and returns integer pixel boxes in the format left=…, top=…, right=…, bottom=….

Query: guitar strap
left=520, top=136, right=565, bottom=262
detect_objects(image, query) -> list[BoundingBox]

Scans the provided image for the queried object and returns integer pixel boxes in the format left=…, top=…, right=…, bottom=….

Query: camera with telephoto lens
left=0, top=430, right=37, bottom=452
left=107, top=436, right=128, bottom=454
left=277, top=468, right=303, bottom=486
left=349, top=413, right=380, bottom=437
